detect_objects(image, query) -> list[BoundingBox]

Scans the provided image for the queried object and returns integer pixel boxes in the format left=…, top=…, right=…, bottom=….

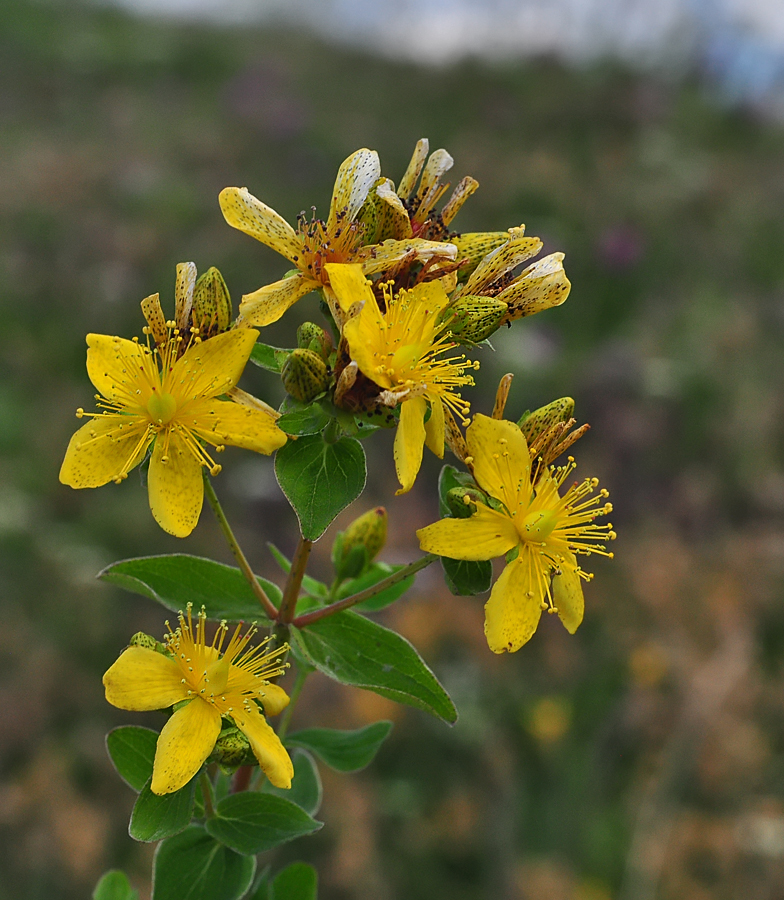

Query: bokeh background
left=3, top=0, right=784, bottom=896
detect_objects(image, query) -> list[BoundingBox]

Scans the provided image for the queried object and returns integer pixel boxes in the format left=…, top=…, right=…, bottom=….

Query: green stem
left=199, top=771, right=215, bottom=818
left=278, top=536, right=313, bottom=624
left=291, top=554, right=437, bottom=628
left=277, top=665, right=309, bottom=742
left=203, top=473, right=279, bottom=621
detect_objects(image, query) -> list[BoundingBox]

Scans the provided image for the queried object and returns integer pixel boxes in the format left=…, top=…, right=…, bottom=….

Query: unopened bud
left=518, top=398, right=575, bottom=441
left=297, top=322, right=332, bottom=360
left=211, top=727, right=255, bottom=768
left=443, top=296, right=507, bottom=344
left=445, top=486, right=486, bottom=518
left=333, top=507, right=387, bottom=580
left=192, top=267, right=232, bottom=338
left=281, top=348, right=330, bottom=403
left=129, top=632, right=168, bottom=655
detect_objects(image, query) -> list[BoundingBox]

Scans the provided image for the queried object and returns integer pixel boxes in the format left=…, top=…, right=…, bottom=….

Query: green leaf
left=291, top=610, right=456, bottom=723
left=277, top=403, right=331, bottom=436
left=99, top=555, right=280, bottom=623
left=93, top=871, right=139, bottom=900
left=273, top=863, right=318, bottom=900
left=441, top=556, right=492, bottom=596
left=247, top=868, right=272, bottom=900
left=262, top=748, right=322, bottom=816
left=250, top=342, right=292, bottom=374
left=129, top=776, right=196, bottom=842
left=205, top=792, right=322, bottom=856
left=106, top=726, right=158, bottom=792
left=437, top=464, right=477, bottom=516
left=287, top=721, right=393, bottom=772
left=337, top=562, right=414, bottom=612
left=275, top=434, right=366, bottom=541
left=152, top=825, right=255, bottom=900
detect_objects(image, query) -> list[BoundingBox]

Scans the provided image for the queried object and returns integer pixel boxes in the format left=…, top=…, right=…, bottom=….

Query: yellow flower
left=59, top=324, right=286, bottom=537
left=417, top=415, right=615, bottom=653
left=219, top=148, right=457, bottom=327
left=103, top=607, right=293, bottom=795
left=326, top=263, right=477, bottom=495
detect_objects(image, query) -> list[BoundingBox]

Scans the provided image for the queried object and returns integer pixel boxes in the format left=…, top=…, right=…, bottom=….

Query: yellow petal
left=86, top=334, right=151, bottom=405
left=552, top=552, right=584, bottom=635
left=451, top=232, right=509, bottom=278
left=484, top=555, right=544, bottom=653
left=147, top=432, right=204, bottom=537
left=375, top=179, right=413, bottom=239
left=140, top=293, right=167, bottom=348
left=358, top=238, right=456, bottom=275
left=190, top=398, right=287, bottom=454
left=151, top=698, right=221, bottom=795
left=414, top=148, right=453, bottom=203
left=441, top=176, right=479, bottom=227
left=416, top=503, right=518, bottom=560
left=394, top=395, right=426, bottom=495
left=172, top=328, right=259, bottom=403
left=59, top=416, right=151, bottom=488
left=258, top=683, right=290, bottom=717
left=327, top=148, right=381, bottom=232
left=498, top=253, right=571, bottom=322
left=424, top=396, right=445, bottom=458
left=103, top=646, right=187, bottom=711
left=231, top=704, right=294, bottom=789
left=238, top=274, right=316, bottom=327
left=466, top=414, right=531, bottom=514
left=324, top=263, right=376, bottom=314
left=398, top=138, right=429, bottom=199
left=219, top=187, right=301, bottom=263
left=463, top=229, right=543, bottom=296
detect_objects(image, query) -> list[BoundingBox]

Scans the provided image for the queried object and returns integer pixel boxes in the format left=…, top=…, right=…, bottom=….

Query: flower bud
left=332, top=507, right=387, bottom=580
left=297, top=322, right=332, bottom=360
left=443, top=295, right=507, bottom=344
left=518, top=398, right=575, bottom=442
left=445, top=486, right=487, bottom=518
left=192, top=267, right=232, bottom=338
left=211, top=726, right=255, bottom=768
left=281, top=348, right=330, bottom=403
left=129, top=632, right=168, bottom=654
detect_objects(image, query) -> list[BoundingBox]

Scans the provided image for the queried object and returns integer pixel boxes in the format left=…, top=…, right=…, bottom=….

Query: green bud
left=297, top=322, right=332, bottom=360
left=518, top=397, right=575, bottom=441
left=332, top=507, right=387, bottom=580
left=281, top=348, right=330, bottom=403
left=129, top=632, right=168, bottom=654
left=445, top=486, right=486, bottom=518
left=192, top=267, right=232, bottom=338
left=444, top=295, right=507, bottom=344
left=210, top=726, right=255, bottom=768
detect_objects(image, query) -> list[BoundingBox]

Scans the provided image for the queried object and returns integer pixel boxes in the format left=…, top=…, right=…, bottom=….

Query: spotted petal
left=86, top=334, right=151, bottom=405
left=231, top=704, right=294, bottom=789
left=147, top=431, right=204, bottom=538
left=466, top=414, right=531, bottom=514
left=552, top=551, right=584, bottom=634
left=463, top=229, right=543, bottom=296
left=358, top=238, right=456, bottom=276
left=417, top=503, right=518, bottom=561
left=60, top=415, right=151, bottom=488
left=325, top=262, right=376, bottom=315
left=327, top=148, right=381, bottom=232
left=172, top=328, right=259, bottom=404
left=238, top=274, right=316, bottom=327
left=219, top=187, right=301, bottom=264
left=394, top=395, right=427, bottom=496
left=103, top=646, right=188, bottom=712
left=258, top=683, right=290, bottom=717
left=484, top=555, right=544, bottom=654
left=498, top=253, right=571, bottom=323
left=190, top=398, right=287, bottom=454
left=398, top=138, right=429, bottom=199
left=151, top=698, right=222, bottom=795
left=424, top=396, right=445, bottom=458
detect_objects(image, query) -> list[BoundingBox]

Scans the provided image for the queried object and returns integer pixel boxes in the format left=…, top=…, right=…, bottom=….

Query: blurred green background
left=2, top=0, right=784, bottom=897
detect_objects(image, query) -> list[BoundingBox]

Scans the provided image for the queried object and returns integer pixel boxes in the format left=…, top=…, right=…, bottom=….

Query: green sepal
left=93, top=870, right=139, bottom=900
left=129, top=774, right=196, bottom=843
left=275, top=433, right=366, bottom=541
left=291, top=610, right=456, bottom=723
left=99, top=554, right=280, bottom=624
left=276, top=401, right=332, bottom=436
left=106, top=725, right=158, bottom=793
left=262, top=748, right=322, bottom=816
left=152, top=825, right=255, bottom=900
left=286, top=721, right=393, bottom=772
left=271, top=863, right=318, bottom=900
left=250, top=342, right=294, bottom=374
left=204, top=792, right=322, bottom=856
left=441, top=556, right=492, bottom=596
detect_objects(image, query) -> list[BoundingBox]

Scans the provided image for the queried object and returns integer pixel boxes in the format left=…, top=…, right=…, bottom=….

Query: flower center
left=146, top=391, right=178, bottom=425
left=521, top=509, right=558, bottom=542
left=204, top=654, right=231, bottom=694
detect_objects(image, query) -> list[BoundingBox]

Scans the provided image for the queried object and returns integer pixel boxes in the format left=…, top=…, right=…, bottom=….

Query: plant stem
left=199, top=771, right=215, bottom=817
left=203, top=473, right=279, bottom=621
left=231, top=765, right=253, bottom=794
left=291, top=553, right=438, bottom=628
left=278, top=536, right=313, bottom=624
left=277, top=664, right=309, bottom=742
